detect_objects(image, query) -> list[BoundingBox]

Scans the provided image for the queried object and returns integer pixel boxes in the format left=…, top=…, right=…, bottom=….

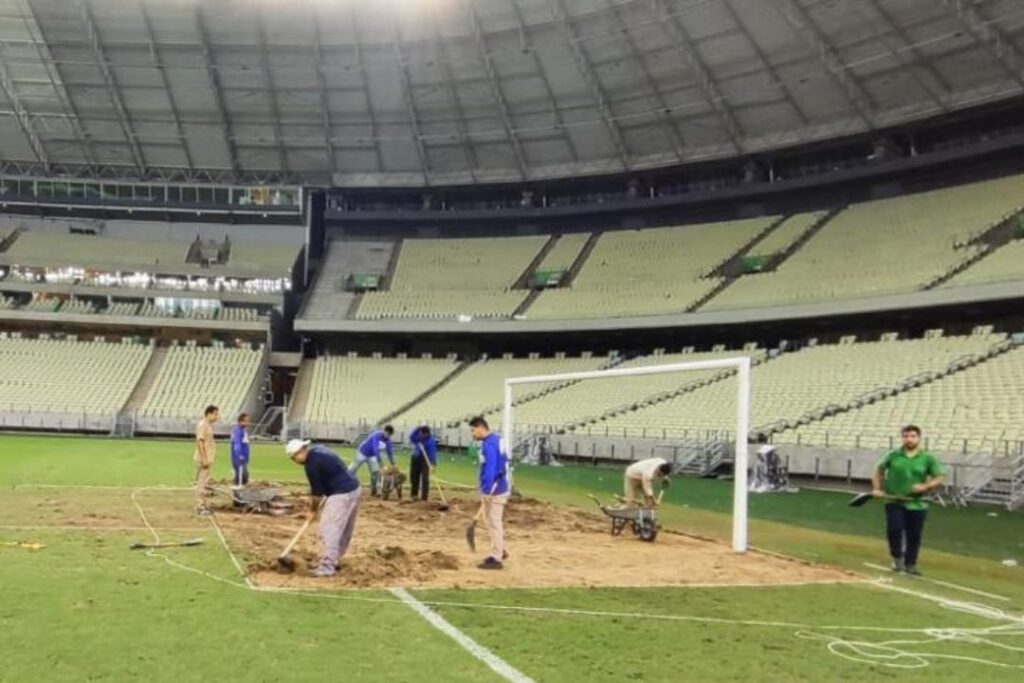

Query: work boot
left=891, top=558, right=904, bottom=573
left=905, top=565, right=921, bottom=576
left=478, top=556, right=503, bottom=570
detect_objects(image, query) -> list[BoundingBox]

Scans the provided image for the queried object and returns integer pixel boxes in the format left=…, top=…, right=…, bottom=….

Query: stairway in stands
left=690, top=208, right=844, bottom=311
left=111, top=345, right=167, bottom=437
left=924, top=208, right=1024, bottom=289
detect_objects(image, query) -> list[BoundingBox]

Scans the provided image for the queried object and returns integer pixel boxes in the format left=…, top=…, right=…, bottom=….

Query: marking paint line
left=391, top=588, right=535, bottom=683
left=864, top=562, right=1011, bottom=602
left=208, top=514, right=254, bottom=588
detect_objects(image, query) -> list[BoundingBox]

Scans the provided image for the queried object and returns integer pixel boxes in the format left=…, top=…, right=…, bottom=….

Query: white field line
left=864, top=562, right=1012, bottom=602
left=390, top=588, right=535, bottom=683
left=208, top=514, right=254, bottom=589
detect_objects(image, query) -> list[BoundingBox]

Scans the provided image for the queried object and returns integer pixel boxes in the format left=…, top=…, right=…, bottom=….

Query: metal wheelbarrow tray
left=588, top=495, right=659, bottom=542
left=212, top=486, right=294, bottom=515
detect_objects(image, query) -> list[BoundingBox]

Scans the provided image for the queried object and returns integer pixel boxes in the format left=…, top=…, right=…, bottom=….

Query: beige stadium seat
left=355, top=235, right=547, bottom=320
left=0, top=337, right=151, bottom=414
left=534, top=233, right=590, bottom=272
left=527, top=217, right=774, bottom=319
left=704, top=175, right=1024, bottom=310
left=587, top=333, right=1006, bottom=439
left=498, top=348, right=767, bottom=432
left=139, top=344, right=264, bottom=420
left=781, top=344, right=1024, bottom=452
left=942, top=239, right=1024, bottom=288
left=301, top=354, right=459, bottom=425
left=743, top=212, right=825, bottom=257
left=393, top=353, right=611, bottom=428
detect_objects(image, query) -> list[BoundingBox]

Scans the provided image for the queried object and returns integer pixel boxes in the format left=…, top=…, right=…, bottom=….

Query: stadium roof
left=0, top=0, right=1022, bottom=186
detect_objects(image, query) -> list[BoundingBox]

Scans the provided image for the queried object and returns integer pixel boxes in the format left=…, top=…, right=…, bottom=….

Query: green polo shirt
left=877, top=449, right=943, bottom=510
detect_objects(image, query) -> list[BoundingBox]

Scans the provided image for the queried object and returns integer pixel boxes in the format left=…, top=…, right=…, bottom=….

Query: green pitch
left=1, top=434, right=1022, bottom=682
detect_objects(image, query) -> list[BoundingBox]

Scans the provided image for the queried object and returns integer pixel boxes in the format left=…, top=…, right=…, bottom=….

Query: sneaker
left=891, top=558, right=904, bottom=572
left=478, top=556, right=503, bottom=570
left=312, top=566, right=337, bottom=578
left=905, top=565, right=921, bottom=576
left=195, top=507, right=213, bottom=517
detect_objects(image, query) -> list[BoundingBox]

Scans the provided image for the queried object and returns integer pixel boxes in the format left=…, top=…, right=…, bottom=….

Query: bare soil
left=214, top=492, right=857, bottom=590
left=10, top=486, right=857, bottom=590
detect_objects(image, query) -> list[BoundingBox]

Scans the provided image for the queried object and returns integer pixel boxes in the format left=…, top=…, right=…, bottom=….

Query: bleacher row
left=0, top=296, right=267, bottom=322
left=307, top=174, right=1024, bottom=322
left=0, top=335, right=265, bottom=423
left=293, top=328, right=1024, bottom=452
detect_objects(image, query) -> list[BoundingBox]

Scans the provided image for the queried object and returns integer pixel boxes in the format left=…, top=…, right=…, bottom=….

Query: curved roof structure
left=0, top=0, right=1022, bottom=186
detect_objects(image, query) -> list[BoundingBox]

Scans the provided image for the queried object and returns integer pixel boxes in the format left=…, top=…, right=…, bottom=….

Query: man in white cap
left=285, top=439, right=362, bottom=577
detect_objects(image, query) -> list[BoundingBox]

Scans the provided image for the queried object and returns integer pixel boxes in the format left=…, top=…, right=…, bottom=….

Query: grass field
left=1, top=433, right=1022, bottom=682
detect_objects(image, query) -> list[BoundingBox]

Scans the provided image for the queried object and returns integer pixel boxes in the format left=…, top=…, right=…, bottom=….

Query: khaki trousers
left=481, top=493, right=510, bottom=560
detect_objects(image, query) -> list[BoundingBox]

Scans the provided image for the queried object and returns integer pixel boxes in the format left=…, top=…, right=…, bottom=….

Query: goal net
left=501, top=357, right=752, bottom=553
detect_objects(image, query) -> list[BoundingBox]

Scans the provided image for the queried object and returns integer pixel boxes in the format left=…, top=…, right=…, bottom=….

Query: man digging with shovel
left=285, top=439, right=362, bottom=578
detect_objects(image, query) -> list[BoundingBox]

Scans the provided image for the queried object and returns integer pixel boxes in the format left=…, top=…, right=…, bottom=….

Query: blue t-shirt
left=303, top=445, right=360, bottom=496
left=478, top=433, right=508, bottom=495
left=358, top=430, right=394, bottom=461
left=230, top=424, right=250, bottom=464
left=414, top=435, right=438, bottom=466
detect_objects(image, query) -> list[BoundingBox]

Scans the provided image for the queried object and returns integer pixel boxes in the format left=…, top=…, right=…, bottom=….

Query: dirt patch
left=213, top=493, right=858, bottom=591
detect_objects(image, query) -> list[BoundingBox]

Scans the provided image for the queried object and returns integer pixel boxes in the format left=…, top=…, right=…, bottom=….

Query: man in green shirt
left=871, top=425, right=944, bottom=575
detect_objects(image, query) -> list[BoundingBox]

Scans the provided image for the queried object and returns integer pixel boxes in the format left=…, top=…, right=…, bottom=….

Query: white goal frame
left=502, top=356, right=752, bottom=553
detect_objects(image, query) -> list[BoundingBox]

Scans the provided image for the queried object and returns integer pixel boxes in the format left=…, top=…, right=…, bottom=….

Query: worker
left=408, top=425, right=438, bottom=501
left=469, top=416, right=509, bottom=570
left=286, top=439, right=361, bottom=578
left=350, top=425, right=395, bottom=497
left=872, top=425, right=944, bottom=575
left=230, top=413, right=251, bottom=489
left=194, top=404, right=219, bottom=515
left=623, top=457, right=671, bottom=507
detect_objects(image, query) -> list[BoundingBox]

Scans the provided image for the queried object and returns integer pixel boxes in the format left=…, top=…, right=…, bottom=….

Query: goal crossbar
left=502, top=356, right=752, bottom=553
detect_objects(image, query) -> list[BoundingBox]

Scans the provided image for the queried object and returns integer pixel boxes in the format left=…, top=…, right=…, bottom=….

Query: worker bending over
left=350, top=425, right=395, bottom=497
left=624, top=457, right=671, bottom=507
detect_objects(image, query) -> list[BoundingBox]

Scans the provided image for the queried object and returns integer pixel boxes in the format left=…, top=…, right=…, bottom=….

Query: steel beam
left=940, top=0, right=1024, bottom=90
left=766, top=0, right=876, bottom=129
left=194, top=5, right=240, bottom=174
left=651, top=0, right=744, bottom=154
left=254, top=14, right=288, bottom=172
left=549, top=0, right=630, bottom=169
left=79, top=0, right=147, bottom=175
left=311, top=21, right=337, bottom=178
left=0, top=56, right=48, bottom=169
left=139, top=0, right=194, bottom=173
left=464, top=0, right=529, bottom=179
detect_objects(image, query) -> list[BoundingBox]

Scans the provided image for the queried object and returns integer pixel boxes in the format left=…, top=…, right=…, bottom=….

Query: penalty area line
left=390, top=587, right=535, bottom=683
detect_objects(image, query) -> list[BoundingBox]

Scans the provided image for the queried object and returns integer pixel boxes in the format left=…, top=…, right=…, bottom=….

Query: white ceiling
left=0, top=0, right=1021, bottom=186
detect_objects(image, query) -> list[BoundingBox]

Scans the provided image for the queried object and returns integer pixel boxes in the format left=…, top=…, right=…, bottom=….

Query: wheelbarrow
left=588, top=494, right=660, bottom=542
left=211, top=486, right=294, bottom=516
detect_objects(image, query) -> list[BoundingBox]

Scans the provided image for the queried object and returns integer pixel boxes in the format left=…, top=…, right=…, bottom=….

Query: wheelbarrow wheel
left=637, top=519, right=658, bottom=543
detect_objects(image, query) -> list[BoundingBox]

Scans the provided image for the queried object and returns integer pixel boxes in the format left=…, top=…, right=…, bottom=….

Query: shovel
left=465, top=480, right=500, bottom=552
left=129, top=538, right=204, bottom=550
left=276, top=499, right=324, bottom=573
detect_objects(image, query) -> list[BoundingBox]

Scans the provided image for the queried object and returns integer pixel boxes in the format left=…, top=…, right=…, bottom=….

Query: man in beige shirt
left=194, top=405, right=219, bottom=514
left=624, top=457, right=671, bottom=507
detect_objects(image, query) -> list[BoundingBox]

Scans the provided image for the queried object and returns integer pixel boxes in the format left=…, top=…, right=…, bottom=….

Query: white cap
left=285, top=439, right=311, bottom=456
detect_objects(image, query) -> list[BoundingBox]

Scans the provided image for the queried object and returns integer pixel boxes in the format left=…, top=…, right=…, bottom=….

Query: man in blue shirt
left=230, top=413, right=251, bottom=489
left=408, top=425, right=438, bottom=501
left=286, top=439, right=361, bottom=578
left=469, top=416, right=509, bottom=570
left=350, top=425, right=395, bottom=497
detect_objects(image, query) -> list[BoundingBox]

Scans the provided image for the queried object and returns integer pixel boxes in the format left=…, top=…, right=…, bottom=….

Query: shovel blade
left=848, top=492, right=873, bottom=507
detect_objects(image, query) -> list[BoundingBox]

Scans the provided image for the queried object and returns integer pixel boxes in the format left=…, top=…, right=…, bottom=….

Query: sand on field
left=211, top=492, right=856, bottom=591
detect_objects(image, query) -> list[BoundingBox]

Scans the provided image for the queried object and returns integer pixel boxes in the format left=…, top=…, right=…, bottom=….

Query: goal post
left=502, top=356, right=752, bottom=553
